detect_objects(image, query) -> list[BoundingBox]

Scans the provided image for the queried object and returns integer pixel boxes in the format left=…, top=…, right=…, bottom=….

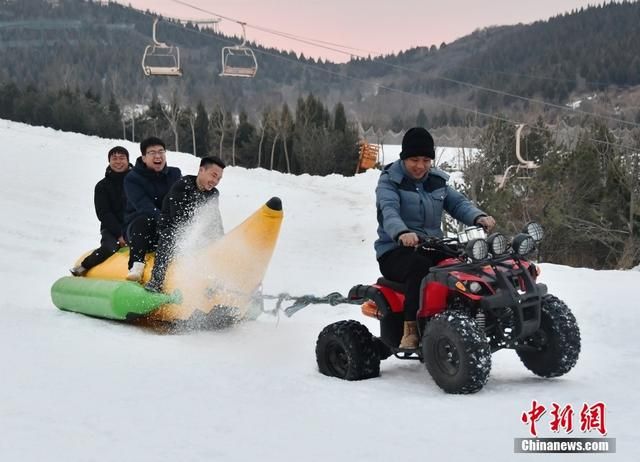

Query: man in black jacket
left=145, top=156, right=225, bottom=292
left=123, top=137, right=182, bottom=281
left=71, top=146, right=132, bottom=276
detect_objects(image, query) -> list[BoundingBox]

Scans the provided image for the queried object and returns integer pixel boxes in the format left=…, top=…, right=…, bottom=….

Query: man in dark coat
left=145, top=156, right=226, bottom=292
left=375, top=127, right=496, bottom=349
left=123, top=137, right=181, bottom=281
left=71, top=146, right=132, bottom=276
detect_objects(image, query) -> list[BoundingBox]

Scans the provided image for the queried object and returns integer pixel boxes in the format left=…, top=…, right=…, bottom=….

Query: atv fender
left=348, top=284, right=393, bottom=318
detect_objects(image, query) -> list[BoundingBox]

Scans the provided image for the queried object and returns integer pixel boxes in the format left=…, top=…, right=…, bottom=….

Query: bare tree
left=209, top=105, right=226, bottom=161
left=257, top=109, right=274, bottom=168
left=279, top=104, right=293, bottom=173
left=270, top=132, right=280, bottom=170
left=160, top=89, right=183, bottom=151
left=603, top=138, right=640, bottom=268
left=257, top=118, right=266, bottom=168
left=188, top=112, right=197, bottom=157
left=231, top=114, right=239, bottom=166
left=256, top=108, right=279, bottom=170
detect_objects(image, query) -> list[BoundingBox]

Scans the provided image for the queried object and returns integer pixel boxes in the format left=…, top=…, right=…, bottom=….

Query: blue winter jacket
left=123, top=157, right=182, bottom=229
left=375, top=160, right=485, bottom=259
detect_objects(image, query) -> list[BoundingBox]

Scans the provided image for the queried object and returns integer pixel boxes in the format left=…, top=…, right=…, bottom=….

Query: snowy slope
left=0, top=119, right=637, bottom=461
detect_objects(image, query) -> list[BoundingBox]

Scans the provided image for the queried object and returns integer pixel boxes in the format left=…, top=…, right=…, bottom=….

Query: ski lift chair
left=220, top=22, right=258, bottom=78
left=497, top=124, right=540, bottom=190
left=141, top=18, right=182, bottom=77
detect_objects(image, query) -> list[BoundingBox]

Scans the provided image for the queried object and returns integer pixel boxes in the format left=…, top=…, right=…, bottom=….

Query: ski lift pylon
left=141, top=17, right=182, bottom=77
left=220, top=22, right=258, bottom=78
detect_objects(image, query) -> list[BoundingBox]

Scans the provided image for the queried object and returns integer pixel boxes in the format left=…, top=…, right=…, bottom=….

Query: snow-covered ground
left=0, top=119, right=637, bottom=461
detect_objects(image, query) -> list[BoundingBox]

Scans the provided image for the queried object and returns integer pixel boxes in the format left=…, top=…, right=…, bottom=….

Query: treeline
left=0, top=0, right=341, bottom=110
left=0, top=81, right=360, bottom=176
left=445, top=1, right=640, bottom=108
left=132, top=92, right=360, bottom=176
left=463, top=117, right=640, bottom=270
left=387, top=108, right=485, bottom=132
left=0, top=82, right=121, bottom=138
left=3, top=0, right=640, bottom=128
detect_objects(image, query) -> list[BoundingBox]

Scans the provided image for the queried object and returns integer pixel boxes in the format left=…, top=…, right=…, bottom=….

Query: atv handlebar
left=416, top=237, right=463, bottom=258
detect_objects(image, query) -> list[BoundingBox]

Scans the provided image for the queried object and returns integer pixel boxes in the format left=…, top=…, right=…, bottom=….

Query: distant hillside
left=1, top=0, right=640, bottom=129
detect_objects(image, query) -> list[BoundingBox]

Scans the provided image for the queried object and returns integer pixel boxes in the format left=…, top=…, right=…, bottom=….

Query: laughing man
left=123, top=137, right=181, bottom=281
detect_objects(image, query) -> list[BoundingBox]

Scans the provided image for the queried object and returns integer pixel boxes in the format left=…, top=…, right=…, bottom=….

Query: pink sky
left=117, top=0, right=608, bottom=62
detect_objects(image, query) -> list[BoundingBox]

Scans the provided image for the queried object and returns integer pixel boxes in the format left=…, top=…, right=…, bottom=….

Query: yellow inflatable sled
left=51, top=197, right=283, bottom=326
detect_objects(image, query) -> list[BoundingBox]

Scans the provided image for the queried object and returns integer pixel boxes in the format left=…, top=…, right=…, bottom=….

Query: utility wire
left=158, top=19, right=640, bottom=153
left=167, top=0, right=640, bottom=129
left=154, top=1, right=640, bottom=151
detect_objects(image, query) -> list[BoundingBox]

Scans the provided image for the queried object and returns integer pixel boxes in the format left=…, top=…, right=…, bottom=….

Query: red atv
left=315, top=223, right=581, bottom=394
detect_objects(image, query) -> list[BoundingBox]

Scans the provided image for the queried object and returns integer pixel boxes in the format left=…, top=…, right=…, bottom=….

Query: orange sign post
left=356, top=141, right=380, bottom=173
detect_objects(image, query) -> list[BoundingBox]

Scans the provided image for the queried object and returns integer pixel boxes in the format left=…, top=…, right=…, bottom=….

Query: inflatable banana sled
left=51, top=197, right=283, bottom=326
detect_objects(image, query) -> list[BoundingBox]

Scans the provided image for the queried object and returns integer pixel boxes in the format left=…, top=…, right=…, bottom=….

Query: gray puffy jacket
left=374, top=160, right=485, bottom=259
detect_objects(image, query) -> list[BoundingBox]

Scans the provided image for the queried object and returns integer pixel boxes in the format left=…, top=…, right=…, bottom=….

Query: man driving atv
left=375, top=127, right=496, bottom=349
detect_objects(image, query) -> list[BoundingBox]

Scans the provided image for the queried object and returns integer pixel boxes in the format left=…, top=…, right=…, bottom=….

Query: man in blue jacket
left=375, top=127, right=496, bottom=349
left=123, top=137, right=181, bottom=281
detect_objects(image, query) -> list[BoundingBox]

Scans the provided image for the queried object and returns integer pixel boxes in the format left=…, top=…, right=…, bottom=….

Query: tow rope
left=259, top=292, right=360, bottom=317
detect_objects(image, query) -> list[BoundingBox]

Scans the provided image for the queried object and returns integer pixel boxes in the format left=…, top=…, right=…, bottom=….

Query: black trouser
left=149, top=228, right=175, bottom=286
left=81, top=229, right=120, bottom=270
left=126, top=215, right=158, bottom=269
left=378, top=246, right=446, bottom=321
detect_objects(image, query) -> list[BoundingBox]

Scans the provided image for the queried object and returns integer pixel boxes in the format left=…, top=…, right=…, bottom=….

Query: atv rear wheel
left=516, top=295, right=581, bottom=378
left=423, top=311, right=492, bottom=394
left=316, top=320, right=380, bottom=380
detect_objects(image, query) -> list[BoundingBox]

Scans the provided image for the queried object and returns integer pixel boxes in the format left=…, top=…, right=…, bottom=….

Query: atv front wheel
left=516, top=295, right=581, bottom=378
left=316, top=320, right=380, bottom=380
left=423, top=311, right=492, bottom=394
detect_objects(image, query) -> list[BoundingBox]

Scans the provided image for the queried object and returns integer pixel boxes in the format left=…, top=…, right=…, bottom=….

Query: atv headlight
left=465, top=238, right=488, bottom=261
left=468, top=281, right=483, bottom=294
left=523, top=222, right=544, bottom=242
left=486, top=232, right=508, bottom=255
left=458, top=226, right=486, bottom=243
left=512, top=233, right=536, bottom=256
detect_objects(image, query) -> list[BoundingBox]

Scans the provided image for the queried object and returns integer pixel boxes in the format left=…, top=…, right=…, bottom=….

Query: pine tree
left=194, top=102, right=210, bottom=157
left=334, top=102, right=347, bottom=133
left=416, top=108, right=428, bottom=128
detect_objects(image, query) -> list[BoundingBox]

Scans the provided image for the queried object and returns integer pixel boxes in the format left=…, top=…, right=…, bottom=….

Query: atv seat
left=376, top=277, right=408, bottom=294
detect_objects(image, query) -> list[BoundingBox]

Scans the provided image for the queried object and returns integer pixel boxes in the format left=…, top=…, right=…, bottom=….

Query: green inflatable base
left=51, top=277, right=181, bottom=321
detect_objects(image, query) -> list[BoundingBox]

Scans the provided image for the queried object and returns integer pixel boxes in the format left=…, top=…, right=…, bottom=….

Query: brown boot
left=399, top=321, right=418, bottom=349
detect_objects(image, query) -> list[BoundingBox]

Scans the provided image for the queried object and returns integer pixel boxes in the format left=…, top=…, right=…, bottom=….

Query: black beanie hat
left=400, top=127, right=435, bottom=160
left=108, top=146, right=129, bottom=160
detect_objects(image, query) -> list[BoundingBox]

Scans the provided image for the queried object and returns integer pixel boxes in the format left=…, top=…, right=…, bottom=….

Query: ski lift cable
left=177, top=18, right=221, bottom=25
left=168, top=0, right=639, bottom=95
left=173, top=0, right=623, bottom=94
left=168, top=0, right=640, bottom=129
left=157, top=18, right=639, bottom=153
left=248, top=24, right=384, bottom=56
left=246, top=31, right=640, bottom=126
left=168, top=0, right=384, bottom=56
left=154, top=11, right=515, bottom=123
left=157, top=3, right=640, bottom=151
left=167, top=0, right=252, bottom=36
